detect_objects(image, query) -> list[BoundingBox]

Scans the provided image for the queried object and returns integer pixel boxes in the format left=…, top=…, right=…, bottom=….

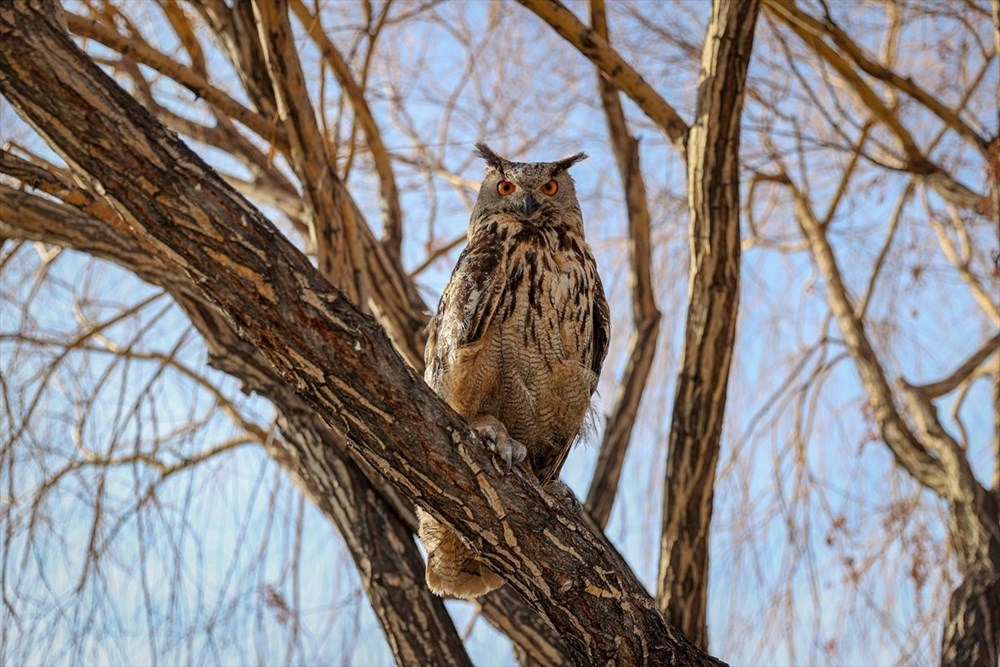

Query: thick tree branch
left=0, top=2, right=722, bottom=663
left=0, top=152, right=569, bottom=666
left=0, top=190, right=472, bottom=667
left=0, top=180, right=571, bottom=667
left=194, top=0, right=428, bottom=367
left=656, top=0, right=760, bottom=651
left=515, top=0, right=690, bottom=157
left=584, top=0, right=661, bottom=530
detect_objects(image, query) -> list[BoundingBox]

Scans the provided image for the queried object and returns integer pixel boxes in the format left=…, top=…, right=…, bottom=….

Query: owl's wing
left=425, top=234, right=506, bottom=391
left=590, top=270, right=610, bottom=383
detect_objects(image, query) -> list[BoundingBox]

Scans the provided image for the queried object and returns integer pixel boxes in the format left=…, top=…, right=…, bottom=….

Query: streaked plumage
left=419, top=144, right=609, bottom=598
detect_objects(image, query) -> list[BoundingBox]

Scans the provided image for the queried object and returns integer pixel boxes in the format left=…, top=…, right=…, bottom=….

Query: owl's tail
left=417, top=508, right=503, bottom=598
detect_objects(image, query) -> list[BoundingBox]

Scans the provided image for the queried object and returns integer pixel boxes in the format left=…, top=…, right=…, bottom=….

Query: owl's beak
left=519, top=193, right=539, bottom=217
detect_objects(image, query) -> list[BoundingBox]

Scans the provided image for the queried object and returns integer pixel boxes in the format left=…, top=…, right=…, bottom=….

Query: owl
left=417, top=143, right=610, bottom=598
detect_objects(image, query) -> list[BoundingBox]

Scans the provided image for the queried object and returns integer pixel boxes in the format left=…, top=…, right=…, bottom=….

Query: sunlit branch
left=516, top=0, right=690, bottom=157
left=65, top=11, right=286, bottom=148
left=583, top=0, right=661, bottom=531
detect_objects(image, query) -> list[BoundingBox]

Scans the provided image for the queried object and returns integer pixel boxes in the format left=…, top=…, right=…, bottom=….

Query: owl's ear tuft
left=474, top=143, right=507, bottom=172
left=552, top=152, right=588, bottom=173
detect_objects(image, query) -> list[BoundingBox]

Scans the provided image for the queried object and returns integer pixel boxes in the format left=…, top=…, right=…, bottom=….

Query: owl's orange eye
left=541, top=179, right=558, bottom=196
left=497, top=180, right=515, bottom=196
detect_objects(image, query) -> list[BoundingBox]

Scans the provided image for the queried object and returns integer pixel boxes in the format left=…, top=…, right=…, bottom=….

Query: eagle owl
left=418, top=144, right=610, bottom=598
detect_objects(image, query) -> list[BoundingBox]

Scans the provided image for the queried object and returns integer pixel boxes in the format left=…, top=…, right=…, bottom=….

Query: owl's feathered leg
left=417, top=414, right=526, bottom=598
left=417, top=507, right=503, bottom=598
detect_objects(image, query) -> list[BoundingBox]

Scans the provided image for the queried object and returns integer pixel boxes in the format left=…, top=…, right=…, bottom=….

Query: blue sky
left=2, top=1, right=996, bottom=665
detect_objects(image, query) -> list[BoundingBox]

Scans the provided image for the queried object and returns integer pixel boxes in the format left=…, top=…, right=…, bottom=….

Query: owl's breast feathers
left=426, top=215, right=609, bottom=482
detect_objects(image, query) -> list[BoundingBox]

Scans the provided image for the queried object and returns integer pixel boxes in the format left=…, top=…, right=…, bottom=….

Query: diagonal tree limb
left=0, top=2, right=722, bottom=663
left=912, top=333, right=1000, bottom=400
left=583, top=0, right=661, bottom=531
left=0, top=152, right=569, bottom=666
left=0, top=185, right=472, bottom=667
left=515, top=0, right=690, bottom=158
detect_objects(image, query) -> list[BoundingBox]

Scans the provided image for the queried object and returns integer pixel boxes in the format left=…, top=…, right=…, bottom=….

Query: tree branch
left=251, top=0, right=368, bottom=307
left=584, top=0, right=661, bottom=531
left=64, top=11, right=286, bottom=148
left=515, top=0, right=690, bottom=157
left=912, top=333, right=1000, bottom=400
left=770, top=169, right=1000, bottom=666
left=657, top=0, right=761, bottom=651
left=0, top=2, right=722, bottom=663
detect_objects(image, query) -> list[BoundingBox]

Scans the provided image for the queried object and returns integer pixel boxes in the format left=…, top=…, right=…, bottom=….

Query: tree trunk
left=657, top=0, right=761, bottom=651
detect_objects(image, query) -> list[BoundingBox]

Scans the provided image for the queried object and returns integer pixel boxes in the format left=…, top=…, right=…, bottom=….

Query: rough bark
left=0, top=148, right=568, bottom=667
left=0, top=179, right=471, bottom=667
left=1, top=150, right=568, bottom=667
left=0, top=2, right=723, bottom=664
left=656, top=0, right=761, bottom=651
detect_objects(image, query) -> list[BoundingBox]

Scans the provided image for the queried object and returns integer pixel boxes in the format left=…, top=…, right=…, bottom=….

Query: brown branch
left=766, top=0, right=990, bottom=155
left=0, top=3, right=723, bottom=663
left=64, top=11, right=286, bottom=148
left=515, top=0, right=690, bottom=157
left=856, top=180, right=913, bottom=319
left=913, top=333, right=1000, bottom=400
left=0, top=165, right=566, bottom=666
left=251, top=0, right=368, bottom=308
left=196, top=1, right=427, bottom=369
left=0, top=184, right=474, bottom=667
left=656, top=0, right=761, bottom=651
left=583, top=0, right=661, bottom=531
left=290, top=0, right=403, bottom=261
left=192, top=0, right=279, bottom=120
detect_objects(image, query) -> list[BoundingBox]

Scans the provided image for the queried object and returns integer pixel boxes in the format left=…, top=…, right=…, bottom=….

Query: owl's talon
left=543, top=479, right=581, bottom=514
left=477, top=423, right=527, bottom=475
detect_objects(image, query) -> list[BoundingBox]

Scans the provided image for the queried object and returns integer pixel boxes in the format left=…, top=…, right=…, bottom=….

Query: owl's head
left=470, top=143, right=587, bottom=230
